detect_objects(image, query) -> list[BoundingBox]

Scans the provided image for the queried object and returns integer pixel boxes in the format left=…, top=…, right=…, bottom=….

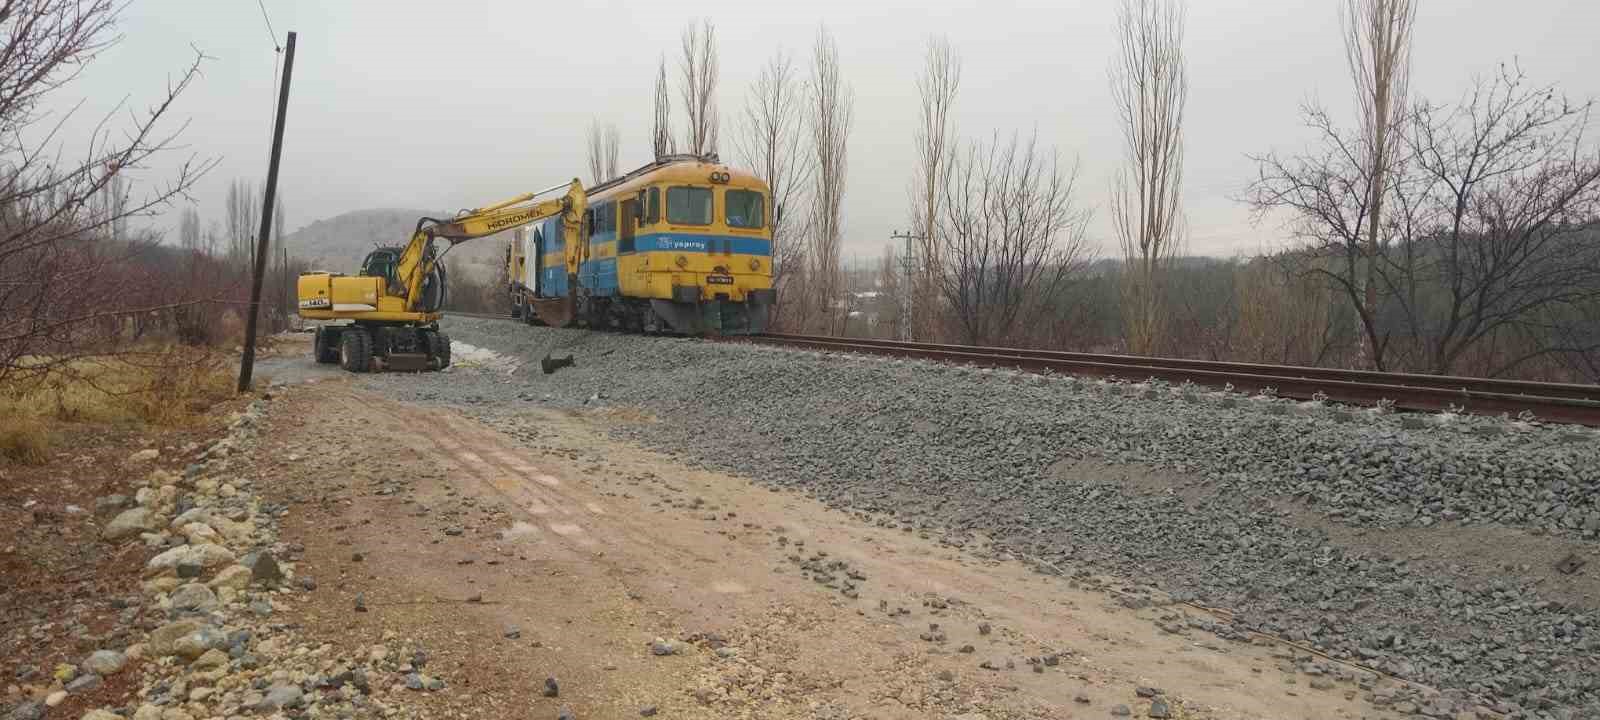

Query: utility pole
left=890, top=230, right=925, bottom=342
left=238, top=31, right=297, bottom=393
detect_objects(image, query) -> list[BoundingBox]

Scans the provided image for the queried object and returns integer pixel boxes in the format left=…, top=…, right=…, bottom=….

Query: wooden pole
left=238, top=31, right=297, bottom=392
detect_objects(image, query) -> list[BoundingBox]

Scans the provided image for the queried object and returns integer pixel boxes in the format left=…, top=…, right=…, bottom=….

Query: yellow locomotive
left=507, top=155, right=775, bottom=334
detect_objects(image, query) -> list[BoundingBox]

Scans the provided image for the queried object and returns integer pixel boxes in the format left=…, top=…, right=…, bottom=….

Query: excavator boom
left=396, top=178, right=587, bottom=314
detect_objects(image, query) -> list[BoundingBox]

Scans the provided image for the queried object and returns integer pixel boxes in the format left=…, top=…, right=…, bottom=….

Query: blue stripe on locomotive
left=531, top=214, right=771, bottom=300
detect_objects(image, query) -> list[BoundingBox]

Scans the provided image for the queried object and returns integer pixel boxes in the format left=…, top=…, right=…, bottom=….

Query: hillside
left=282, top=208, right=510, bottom=281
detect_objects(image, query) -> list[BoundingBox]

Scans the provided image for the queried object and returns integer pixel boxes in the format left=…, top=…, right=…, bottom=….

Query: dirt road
left=246, top=376, right=1416, bottom=720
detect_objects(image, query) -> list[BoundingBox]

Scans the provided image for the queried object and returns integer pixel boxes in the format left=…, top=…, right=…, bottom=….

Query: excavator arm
left=394, top=178, right=588, bottom=313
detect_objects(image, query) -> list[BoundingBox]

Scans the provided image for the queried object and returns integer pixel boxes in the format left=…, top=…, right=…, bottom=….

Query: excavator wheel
left=425, top=330, right=451, bottom=371
left=313, top=326, right=341, bottom=364
left=338, top=328, right=373, bottom=373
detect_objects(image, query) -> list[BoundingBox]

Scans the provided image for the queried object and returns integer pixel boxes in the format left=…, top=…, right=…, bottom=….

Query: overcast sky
left=50, top=0, right=1600, bottom=260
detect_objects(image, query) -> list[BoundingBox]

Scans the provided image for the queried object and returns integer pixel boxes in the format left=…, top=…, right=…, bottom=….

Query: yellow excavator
left=296, top=179, right=587, bottom=372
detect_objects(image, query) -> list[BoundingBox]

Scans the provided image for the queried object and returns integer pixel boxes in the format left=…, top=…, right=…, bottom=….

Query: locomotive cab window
left=667, top=186, right=712, bottom=225
left=725, top=190, right=764, bottom=229
left=646, top=187, right=661, bottom=224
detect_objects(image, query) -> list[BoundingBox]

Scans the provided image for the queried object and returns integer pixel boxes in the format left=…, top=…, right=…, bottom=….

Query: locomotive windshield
left=725, top=189, right=764, bottom=229
left=667, top=186, right=713, bottom=225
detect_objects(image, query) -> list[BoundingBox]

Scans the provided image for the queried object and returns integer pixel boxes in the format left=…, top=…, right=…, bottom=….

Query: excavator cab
left=360, top=248, right=402, bottom=292
left=360, top=245, right=447, bottom=312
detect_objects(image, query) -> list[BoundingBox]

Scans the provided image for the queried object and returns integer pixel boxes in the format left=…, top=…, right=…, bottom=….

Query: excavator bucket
left=529, top=290, right=577, bottom=328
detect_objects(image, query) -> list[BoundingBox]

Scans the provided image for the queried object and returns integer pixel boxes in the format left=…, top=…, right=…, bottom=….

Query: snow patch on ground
left=446, top=341, right=518, bottom=373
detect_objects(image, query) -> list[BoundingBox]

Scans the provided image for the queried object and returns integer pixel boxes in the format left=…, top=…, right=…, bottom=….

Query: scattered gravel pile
left=368, top=319, right=1600, bottom=718
left=18, top=399, right=447, bottom=720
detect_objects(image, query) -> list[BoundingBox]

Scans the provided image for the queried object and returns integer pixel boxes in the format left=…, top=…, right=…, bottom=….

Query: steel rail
left=732, top=334, right=1600, bottom=426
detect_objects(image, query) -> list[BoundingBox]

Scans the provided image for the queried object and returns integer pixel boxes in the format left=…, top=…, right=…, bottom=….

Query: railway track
left=443, top=312, right=1600, bottom=425
left=734, top=334, right=1600, bottom=426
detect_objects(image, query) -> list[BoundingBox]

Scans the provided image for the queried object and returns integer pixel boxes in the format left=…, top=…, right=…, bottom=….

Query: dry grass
left=0, top=347, right=234, bottom=464
left=0, top=419, right=50, bottom=464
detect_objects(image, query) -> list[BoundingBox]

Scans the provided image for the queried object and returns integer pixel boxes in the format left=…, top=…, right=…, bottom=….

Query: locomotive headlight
left=749, top=258, right=760, bottom=271
left=675, top=255, right=688, bottom=268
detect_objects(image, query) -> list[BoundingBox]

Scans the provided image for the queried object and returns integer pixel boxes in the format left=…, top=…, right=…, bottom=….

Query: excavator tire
left=425, top=330, right=451, bottom=371
left=313, top=326, right=341, bottom=364
left=339, top=328, right=373, bottom=373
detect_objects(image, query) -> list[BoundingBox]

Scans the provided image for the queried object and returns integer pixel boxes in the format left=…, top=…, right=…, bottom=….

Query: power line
left=254, top=0, right=280, bottom=50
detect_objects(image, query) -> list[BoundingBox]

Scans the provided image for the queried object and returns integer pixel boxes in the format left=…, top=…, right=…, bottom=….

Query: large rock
left=6, top=701, right=43, bottom=720
left=147, top=620, right=202, bottom=657
left=243, top=551, right=283, bottom=587
left=173, top=625, right=227, bottom=660
left=207, top=564, right=252, bottom=591
left=259, top=685, right=303, bottom=710
left=168, top=507, right=211, bottom=530
left=93, top=495, right=129, bottom=518
left=179, top=522, right=221, bottom=545
left=189, top=648, right=228, bottom=671
left=214, top=517, right=256, bottom=544
left=81, top=650, right=126, bottom=676
left=169, top=583, right=218, bottom=613
left=102, top=508, right=163, bottom=542
left=146, top=543, right=236, bottom=576
left=128, top=448, right=159, bottom=463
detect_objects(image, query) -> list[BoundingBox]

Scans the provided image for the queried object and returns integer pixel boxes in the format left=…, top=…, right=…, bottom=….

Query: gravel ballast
left=362, top=319, right=1600, bottom=718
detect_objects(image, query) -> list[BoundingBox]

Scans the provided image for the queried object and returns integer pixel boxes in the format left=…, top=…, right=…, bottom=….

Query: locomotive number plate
left=706, top=274, right=734, bottom=285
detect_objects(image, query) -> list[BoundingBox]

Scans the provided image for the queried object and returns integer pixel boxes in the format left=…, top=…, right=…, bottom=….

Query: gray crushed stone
left=356, top=318, right=1600, bottom=717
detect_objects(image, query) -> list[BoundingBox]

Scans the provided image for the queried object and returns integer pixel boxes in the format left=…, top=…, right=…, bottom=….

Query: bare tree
left=735, top=48, right=813, bottom=294
left=604, top=124, right=620, bottom=180
left=1110, top=0, right=1188, bottom=355
left=225, top=179, right=259, bottom=269
left=179, top=207, right=204, bottom=253
left=1344, top=0, right=1417, bottom=367
left=0, top=0, right=215, bottom=383
left=909, top=36, right=961, bottom=341
left=273, top=197, right=285, bottom=251
left=806, top=26, right=854, bottom=334
left=652, top=55, right=675, bottom=160
left=935, top=132, right=1093, bottom=346
left=1250, top=64, right=1600, bottom=377
left=679, top=19, right=720, bottom=157
left=875, top=243, right=905, bottom=339
left=586, top=120, right=605, bottom=186
left=1394, top=67, right=1600, bottom=375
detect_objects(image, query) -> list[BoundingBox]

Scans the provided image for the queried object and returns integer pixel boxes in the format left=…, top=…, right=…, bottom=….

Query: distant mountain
left=282, top=208, right=510, bottom=281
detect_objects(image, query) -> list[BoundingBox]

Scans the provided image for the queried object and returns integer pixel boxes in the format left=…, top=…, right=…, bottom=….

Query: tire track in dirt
left=400, top=403, right=730, bottom=578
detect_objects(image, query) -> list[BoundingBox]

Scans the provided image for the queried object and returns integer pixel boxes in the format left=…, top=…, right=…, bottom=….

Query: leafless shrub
left=1394, top=66, right=1600, bottom=375
left=1250, top=63, right=1600, bottom=377
left=0, top=0, right=218, bottom=386
left=934, top=132, right=1093, bottom=346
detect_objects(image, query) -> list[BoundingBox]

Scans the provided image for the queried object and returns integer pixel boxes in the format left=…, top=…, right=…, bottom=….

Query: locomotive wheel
left=338, top=328, right=373, bottom=373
